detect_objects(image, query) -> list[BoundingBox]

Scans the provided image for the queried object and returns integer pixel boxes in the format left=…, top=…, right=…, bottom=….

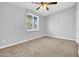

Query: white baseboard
left=76, top=40, right=79, bottom=44
left=76, top=38, right=79, bottom=44
left=0, top=35, right=76, bottom=49
left=0, top=35, right=44, bottom=49
left=46, top=35, right=76, bottom=41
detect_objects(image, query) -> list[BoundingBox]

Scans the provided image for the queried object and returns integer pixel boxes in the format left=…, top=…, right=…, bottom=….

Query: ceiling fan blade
left=32, top=2, right=41, bottom=4
left=46, top=6, right=49, bottom=10
left=47, top=2, right=57, bottom=5
left=36, top=6, right=41, bottom=10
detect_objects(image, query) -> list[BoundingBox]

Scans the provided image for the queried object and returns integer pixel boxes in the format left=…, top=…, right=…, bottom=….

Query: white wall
left=45, top=6, right=76, bottom=41
left=76, top=3, right=79, bottom=43
left=0, top=3, right=45, bottom=48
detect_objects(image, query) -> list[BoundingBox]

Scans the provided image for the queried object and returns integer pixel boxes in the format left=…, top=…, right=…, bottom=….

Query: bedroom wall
left=0, top=3, right=45, bottom=48
left=76, top=3, right=79, bottom=43
left=45, top=6, right=76, bottom=41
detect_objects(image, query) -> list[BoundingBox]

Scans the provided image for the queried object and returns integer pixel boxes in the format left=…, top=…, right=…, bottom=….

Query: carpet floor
left=0, top=36, right=78, bottom=57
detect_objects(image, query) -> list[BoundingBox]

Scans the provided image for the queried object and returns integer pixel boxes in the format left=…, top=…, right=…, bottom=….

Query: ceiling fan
left=32, top=2, right=57, bottom=10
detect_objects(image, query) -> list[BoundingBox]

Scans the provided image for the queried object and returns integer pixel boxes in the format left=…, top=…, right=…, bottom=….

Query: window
left=26, top=13, right=39, bottom=31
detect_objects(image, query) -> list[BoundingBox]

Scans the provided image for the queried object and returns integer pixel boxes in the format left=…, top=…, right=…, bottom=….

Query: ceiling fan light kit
left=32, top=2, right=57, bottom=10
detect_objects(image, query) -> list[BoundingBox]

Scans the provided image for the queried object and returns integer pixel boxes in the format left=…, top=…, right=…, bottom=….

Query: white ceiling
left=9, top=2, right=76, bottom=16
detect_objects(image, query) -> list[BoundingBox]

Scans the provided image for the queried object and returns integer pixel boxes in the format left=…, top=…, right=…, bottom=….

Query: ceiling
left=9, top=2, right=76, bottom=16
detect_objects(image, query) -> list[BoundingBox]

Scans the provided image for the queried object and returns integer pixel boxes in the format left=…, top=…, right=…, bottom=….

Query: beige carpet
left=0, top=36, right=78, bottom=57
